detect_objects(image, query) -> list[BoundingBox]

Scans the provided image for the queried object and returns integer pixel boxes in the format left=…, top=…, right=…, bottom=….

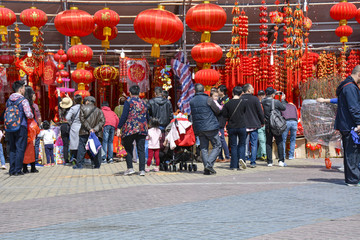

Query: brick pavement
left=1, top=158, right=360, bottom=239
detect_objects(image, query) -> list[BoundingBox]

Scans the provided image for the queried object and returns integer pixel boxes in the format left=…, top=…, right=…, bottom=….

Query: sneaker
left=288, top=157, right=294, bottom=160
left=124, top=168, right=135, bottom=176
left=139, top=170, right=146, bottom=176
left=239, top=159, right=247, bottom=169
left=154, top=167, right=159, bottom=172
left=346, top=183, right=360, bottom=187
left=72, top=165, right=83, bottom=169
left=44, top=164, right=50, bottom=167
left=108, top=159, right=114, bottom=164
left=1, top=165, right=6, bottom=170
left=216, top=158, right=222, bottom=162
left=51, top=163, right=55, bottom=166
left=102, top=160, right=107, bottom=164
left=267, top=163, right=273, bottom=167
left=278, top=161, right=287, bottom=167
left=206, top=167, right=217, bottom=174
left=145, top=168, right=150, bottom=172
left=250, top=164, right=257, bottom=168
left=230, top=168, right=238, bottom=171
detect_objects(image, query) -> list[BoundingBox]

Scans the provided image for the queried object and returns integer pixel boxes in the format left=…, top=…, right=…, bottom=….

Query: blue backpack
left=4, top=97, right=25, bottom=132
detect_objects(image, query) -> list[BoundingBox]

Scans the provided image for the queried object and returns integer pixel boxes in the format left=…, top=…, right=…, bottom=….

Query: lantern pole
left=182, top=0, right=187, bottom=62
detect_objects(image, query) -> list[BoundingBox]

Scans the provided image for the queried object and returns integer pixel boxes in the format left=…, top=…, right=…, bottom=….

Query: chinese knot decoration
left=93, top=8, right=120, bottom=54
left=134, top=5, right=183, bottom=58
left=0, top=6, right=16, bottom=42
left=55, top=7, right=95, bottom=46
left=186, top=1, right=227, bottom=43
left=20, top=7, right=48, bottom=42
left=330, top=0, right=357, bottom=44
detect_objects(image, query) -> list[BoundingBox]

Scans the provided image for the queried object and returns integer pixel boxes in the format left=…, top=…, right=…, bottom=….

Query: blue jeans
left=218, top=128, right=230, bottom=159
left=198, top=130, right=222, bottom=169
left=228, top=128, right=247, bottom=169
left=102, top=125, right=115, bottom=160
left=0, top=143, right=5, bottom=165
left=145, top=139, right=148, bottom=160
left=248, top=130, right=258, bottom=166
left=282, top=120, right=297, bottom=159
left=8, top=126, right=27, bottom=174
left=257, top=126, right=266, bottom=158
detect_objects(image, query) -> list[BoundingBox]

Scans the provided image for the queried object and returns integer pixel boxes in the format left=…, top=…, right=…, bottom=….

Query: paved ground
left=0, top=157, right=359, bottom=239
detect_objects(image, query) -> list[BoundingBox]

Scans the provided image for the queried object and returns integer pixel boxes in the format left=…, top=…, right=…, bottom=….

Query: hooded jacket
left=334, top=75, right=360, bottom=131
left=79, top=103, right=105, bottom=138
left=101, top=106, right=119, bottom=128
left=148, top=96, right=173, bottom=128
left=6, top=93, right=34, bottom=127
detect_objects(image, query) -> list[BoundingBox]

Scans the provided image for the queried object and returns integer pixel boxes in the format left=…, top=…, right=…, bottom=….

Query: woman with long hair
left=23, top=86, right=40, bottom=173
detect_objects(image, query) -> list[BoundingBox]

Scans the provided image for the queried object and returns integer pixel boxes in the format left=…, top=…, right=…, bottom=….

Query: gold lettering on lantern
left=101, top=12, right=110, bottom=21
left=81, top=49, right=88, bottom=57
left=8, top=12, right=12, bottom=19
left=31, top=11, right=39, bottom=20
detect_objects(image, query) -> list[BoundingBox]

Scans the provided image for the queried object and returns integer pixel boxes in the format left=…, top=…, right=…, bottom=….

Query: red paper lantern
left=186, top=2, right=226, bottom=42
left=74, top=89, right=90, bottom=98
left=330, top=2, right=357, bottom=21
left=356, top=8, right=360, bottom=23
left=54, top=7, right=94, bottom=46
left=0, top=6, right=16, bottom=41
left=93, top=25, right=118, bottom=52
left=134, top=5, right=183, bottom=58
left=191, top=42, right=223, bottom=68
left=67, top=44, right=93, bottom=68
left=71, top=69, right=94, bottom=85
left=0, top=54, right=14, bottom=65
left=93, top=65, right=119, bottom=85
left=335, top=25, right=353, bottom=42
left=20, top=7, right=48, bottom=42
left=94, top=8, right=119, bottom=37
left=195, top=69, right=220, bottom=86
left=56, top=71, right=69, bottom=78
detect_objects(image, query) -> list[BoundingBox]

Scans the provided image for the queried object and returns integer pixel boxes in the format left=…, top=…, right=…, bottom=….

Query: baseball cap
left=257, top=90, right=265, bottom=96
left=265, top=87, right=277, bottom=95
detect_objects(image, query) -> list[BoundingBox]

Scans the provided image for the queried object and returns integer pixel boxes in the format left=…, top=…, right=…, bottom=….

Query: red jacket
left=102, top=106, right=119, bottom=128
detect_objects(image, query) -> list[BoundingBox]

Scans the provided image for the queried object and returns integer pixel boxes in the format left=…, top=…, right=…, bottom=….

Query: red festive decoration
left=74, top=89, right=90, bottom=98
left=93, top=65, right=119, bottom=85
left=356, top=8, right=360, bottom=23
left=93, top=25, right=118, bottom=53
left=20, top=7, right=47, bottom=42
left=186, top=1, right=227, bottom=42
left=94, top=8, right=119, bottom=54
left=195, top=69, right=220, bottom=86
left=191, top=42, right=223, bottom=68
left=0, top=6, right=16, bottom=41
left=67, top=44, right=93, bottom=69
left=54, top=7, right=95, bottom=46
left=0, top=54, right=14, bottom=66
left=330, top=1, right=357, bottom=43
left=71, top=69, right=94, bottom=85
left=134, top=5, right=183, bottom=58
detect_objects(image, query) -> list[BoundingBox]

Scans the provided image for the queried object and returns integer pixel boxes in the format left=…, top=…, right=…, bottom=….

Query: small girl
left=210, top=91, right=223, bottom=110
left=38, top=121, right=56, bottom=166
left=146, top=118, right=162, bottom=172
left=0, top=130, right=6, bottom=169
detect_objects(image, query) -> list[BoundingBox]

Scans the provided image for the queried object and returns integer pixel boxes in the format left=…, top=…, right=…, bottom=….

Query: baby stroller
left=159, top=118, right=198, bottom=172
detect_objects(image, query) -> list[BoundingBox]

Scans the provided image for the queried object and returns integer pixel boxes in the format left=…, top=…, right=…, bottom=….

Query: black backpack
left=269, top=99, right=287, bottom=136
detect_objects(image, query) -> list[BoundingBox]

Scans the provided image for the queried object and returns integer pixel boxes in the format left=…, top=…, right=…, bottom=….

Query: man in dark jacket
left=190, top=84, right=221, bottom=175
left=74, top=96, right=105, bottom=169
left=216, top=85, right=230, bottom=163
left=262, top=87, right=286, bottom=167
left=240, top=84, right=264, bottom=168
left=148, top=87, right=173, bottom=130
left=334, top=65, right=360, bottom=186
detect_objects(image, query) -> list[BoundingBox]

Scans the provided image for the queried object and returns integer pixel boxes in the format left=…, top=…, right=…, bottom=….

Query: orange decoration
left=134, top=5, right=183, bottom=58
left=20, top=7, right=47, bottom=42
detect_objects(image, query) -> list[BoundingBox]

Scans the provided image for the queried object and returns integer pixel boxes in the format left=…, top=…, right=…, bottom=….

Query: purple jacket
left=7, top=93, right=34, bottom=127
left=281, top=103, right=298, bottom=121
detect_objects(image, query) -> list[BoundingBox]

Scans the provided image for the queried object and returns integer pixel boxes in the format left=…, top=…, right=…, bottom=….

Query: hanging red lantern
left=67, top=44, right=93, bottom=69
left=20, top=7, right=48, bottom=42
left=330, top=1, right=357, bottom=43
left=74, top=89, right=90, bottom=98
left=94, top=8, right=119, bottom=39
left=134, top=5, right=183, bottom=58
left=0, top=6, right=16, bottom=41
left=0, top=54, right=14, bottom=66
left=54, top=7, right=95, bottom=46
left=93, top=65, right=119, bottom=85
left=56, top=70, right=69, bottom=78
left=191, top=42, right=223, bottom=68
left=93, top=25, right=118, bottom=52
left=195, top=69, right=220, bottom=86
left=71, top=69, right=94, bottom=85
left=356, top=8, right=360, bottom=23
left=186, top=2, right=227, bottom=42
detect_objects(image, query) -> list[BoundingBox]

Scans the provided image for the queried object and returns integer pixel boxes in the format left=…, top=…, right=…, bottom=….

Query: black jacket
left=148, top=97, right=173, bottom=128
left=261, top=97, right=286, bottom=125
left=190, top=92, right=220, bottom=133
left=79, top=103, right=105, bottom=138
left=222, top=98, right=246, bottom=129
left=334, top=76, right=360, bottom=131
left=240, top=93, right=264, bottom=129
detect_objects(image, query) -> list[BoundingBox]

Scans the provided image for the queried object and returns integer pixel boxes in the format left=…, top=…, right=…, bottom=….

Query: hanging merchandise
left=195, top=68, right=220, bottom=87
left=93, top=8, right=120, bottom=53
left=160, top=65, right=173, bottom=91
left=258, top=0, right=269, bottom=92
left=191, top=42, right=223, bottom=69
left=67, top=43, right=93, bottom=69
left=238, top=10, right=249, bottom=50
left=125, top=58, right=150, bottom=93
left=43, top=54, right=57, bottom=86
left=14, top=24, right=21, bottom=59
left=54, top=7, right=95, bottom=46
left=20, top=7, right=47, bottom=42
left=346, top=50, right=357, bottom=75
left=330, top=1, right=357, bottom=44
left=93, top=65, right=119, bottom=86
left=134, top=5, right=183, bottom=58
left=0, top=6, right=16, bottom=42
left=186, top=1, right=227, bottom=43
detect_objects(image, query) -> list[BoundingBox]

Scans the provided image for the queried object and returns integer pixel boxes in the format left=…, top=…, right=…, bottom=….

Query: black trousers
left=60, top=124, right=70, bottom=163
left=265, top=126, right=285, bottom=164
left=76, top=135, right=102, bottom=168
left=341, top=131, right=360, bottom=184
left=122, top=134, right=146, bottom=171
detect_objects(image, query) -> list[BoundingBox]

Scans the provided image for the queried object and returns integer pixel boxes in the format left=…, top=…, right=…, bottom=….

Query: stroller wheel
left=188, top=164, right=193, bottom=172
left=192, top=164, right=197, bottom=172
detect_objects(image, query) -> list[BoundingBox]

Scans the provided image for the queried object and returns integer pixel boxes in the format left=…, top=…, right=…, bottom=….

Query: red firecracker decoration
left=20, top=7, right=48, bottom=42
left=54, top=7, right=95, bottom=46
left=134, top=5, right=183, bottom=58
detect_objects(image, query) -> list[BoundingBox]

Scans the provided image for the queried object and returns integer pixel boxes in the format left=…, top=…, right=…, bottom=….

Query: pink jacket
left=101, top=106, right=119, bottom=128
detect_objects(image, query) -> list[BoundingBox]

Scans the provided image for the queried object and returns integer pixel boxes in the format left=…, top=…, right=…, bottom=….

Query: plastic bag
left=301, top=99, right=341, bottom=147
